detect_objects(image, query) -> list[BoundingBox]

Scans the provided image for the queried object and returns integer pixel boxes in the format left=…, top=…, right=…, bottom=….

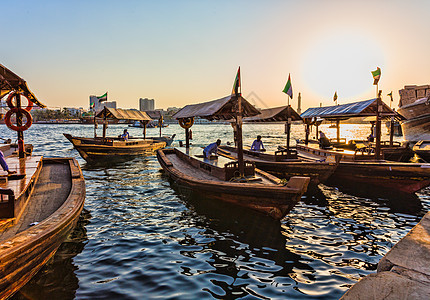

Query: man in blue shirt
left=203, top=139, right=221, bottom=158
left=121, top=129, right=130, bottom=141
left=251, top=135, right=265, bottom=151
left=0, top=150, right=15, bottom=174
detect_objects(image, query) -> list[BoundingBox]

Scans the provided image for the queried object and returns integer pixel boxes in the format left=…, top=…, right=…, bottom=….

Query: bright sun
left=301, top=30, right=386, bottom=105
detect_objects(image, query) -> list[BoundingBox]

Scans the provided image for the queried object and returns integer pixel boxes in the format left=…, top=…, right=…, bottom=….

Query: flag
left=333, top=91, right=338, bottom=102
left=97, top=92, right=108, bottom=102
left=231, top=67, right=241, bottom=96
left=282, top=74, right=293, bottom=98
left=371, top=67, right=381, bottom=85
left=387, top=91, right=393, bottom=101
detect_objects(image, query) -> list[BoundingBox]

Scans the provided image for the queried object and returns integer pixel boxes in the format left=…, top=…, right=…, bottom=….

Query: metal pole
left=185, top=127, right=189, bottom=148
left=389, top=116, right=394, bottom=146
left=286, top=103, right=291, bottom=154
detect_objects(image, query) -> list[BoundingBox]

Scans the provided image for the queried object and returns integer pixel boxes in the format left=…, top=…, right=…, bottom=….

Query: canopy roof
left=301, top=98, right=396, bottom=121
left=173, top=95, right=260, bottom=120
left=96, top=107, right=152, bottom=121
left=144, top=110, right=162, bottom=119
left=245, top=105, right=302, bottom=122
left=0, top=63, right=46, bottom=108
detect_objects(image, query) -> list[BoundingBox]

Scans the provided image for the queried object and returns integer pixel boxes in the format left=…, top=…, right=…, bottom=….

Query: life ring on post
left=4, top=108, right=33, bottom=131
left=6, top=92, right=33, bottom=112
left=178, top=117, right=194, bottom=129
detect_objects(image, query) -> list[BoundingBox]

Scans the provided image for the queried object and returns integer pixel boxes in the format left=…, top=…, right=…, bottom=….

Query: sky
left=2, top=0, right=430, bottom=111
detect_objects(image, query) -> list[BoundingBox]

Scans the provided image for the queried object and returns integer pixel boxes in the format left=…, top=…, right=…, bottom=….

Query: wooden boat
left=218, top=145, right=338, bottom=191
left=64, top=106, right=166, bottom=162
left=159, top=75, right=310, bottom=219
left=297, top=97, right=430, bottom=194
left=0, top=63, right=86, bottom=298
left=0, top=156, right=85, bottom=299
left=397, top=85, right=430, bottom=142
left=413, top=140, right=430, bottom=162
left=157, top=147, right=309, bottom=219
left=64, top=134, right=166, bottom=162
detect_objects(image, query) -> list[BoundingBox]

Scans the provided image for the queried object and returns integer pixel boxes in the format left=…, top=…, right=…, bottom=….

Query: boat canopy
left=144, top=110, right=162, bottom=120
left=96, top=107, right=152, bottom=122
left=245, top=105, right=302, bottom=122
left=301, top=98, right=397, bottom=121
left=0, top=63, right=46, bottom=108
left=173, top=95, right=260, bottom=120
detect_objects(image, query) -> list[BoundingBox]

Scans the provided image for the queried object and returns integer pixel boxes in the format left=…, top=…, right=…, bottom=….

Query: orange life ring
left=6, top=92, right=33, bottom=112
left=178, top=117, right=194, bottom=129
left=4, top=108, right=33, bottom=131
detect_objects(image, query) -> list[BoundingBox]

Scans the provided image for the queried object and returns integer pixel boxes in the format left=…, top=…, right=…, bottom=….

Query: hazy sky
left=2, top=0, right=430, bottom=111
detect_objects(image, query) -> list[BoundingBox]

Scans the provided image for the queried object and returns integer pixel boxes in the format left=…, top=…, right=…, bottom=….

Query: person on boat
left=0, top=150, right=16, bottom=174
left=120, top=129, right=130, bottom=141
left=318, top=131, right=331, bottom=149
left=203, top=139, right=221, bottom=158
left=251, top=135, right=265, bottom=151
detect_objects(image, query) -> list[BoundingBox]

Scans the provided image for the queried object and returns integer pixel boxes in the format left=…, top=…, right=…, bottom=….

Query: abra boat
left=397, top=85, right=430, bottom=142
left=157, top=73, right=310, bottom=220
left=298, top=97, right=430, bottom=194
left=232, top=105, right=339, bottom=191
left=64, top=106, right=166, bottom=162
left=0, top=63, right=86, bottom=298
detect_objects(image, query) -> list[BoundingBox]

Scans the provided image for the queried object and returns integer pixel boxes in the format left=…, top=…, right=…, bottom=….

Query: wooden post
left=16, top=94, right=25, bottom=158
left=185, top=128, right=190, bottom=148
left=389, top=116, right=395, bottom=146
left=286, top=105, right=291, bottom=153
left=375, top=90, right=382, bottom=160
left=102, top=112, right=107, bottom=139
left=336, top=120, right=340, bottom=143
left=143, top=123, right=147, bottom=139
left=236, top=96, right=245, bottom=177
left=305, top=123, right=310, bottom=145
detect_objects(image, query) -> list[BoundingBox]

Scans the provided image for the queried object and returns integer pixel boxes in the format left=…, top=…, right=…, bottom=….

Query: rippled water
left=4, top=123, right=429, bottom=300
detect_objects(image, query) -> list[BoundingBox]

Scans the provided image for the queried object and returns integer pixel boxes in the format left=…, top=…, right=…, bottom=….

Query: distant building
left=139, top=98, right=155, bottom=111
left=63, top=107, right=84, bottom=117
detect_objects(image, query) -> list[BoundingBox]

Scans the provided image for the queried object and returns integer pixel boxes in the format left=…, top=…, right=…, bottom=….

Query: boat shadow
left=322, top=181, right=424, bottom=215
left=169, top=181, right=315, bottom=296
left=11, top=209, right=90, bottom=300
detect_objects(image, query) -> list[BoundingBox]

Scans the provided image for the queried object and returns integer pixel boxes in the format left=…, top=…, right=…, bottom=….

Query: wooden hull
left=296, top=144, right=430, bottom=194
left=400, top=114, right=430, bottom=143
left=219, top=145, right=338, bottom=190
left=157, top=148, right=309, bottom=220
left=64, top=134, right=166, bottom=162
left=413, top=140, right=430, bottom=162
left=0, top=157, right=86, bottom=299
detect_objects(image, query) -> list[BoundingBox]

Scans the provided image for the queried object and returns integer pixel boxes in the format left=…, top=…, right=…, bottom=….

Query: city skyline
left=2, top=0, right=430, bottom=111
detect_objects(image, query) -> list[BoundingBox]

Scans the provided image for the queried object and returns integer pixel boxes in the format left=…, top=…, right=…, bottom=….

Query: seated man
left=318, top=131, right=331, bottom=149
left=120, top=129, right=130, bottom=141
left=0, top=150, right=16, bottom=174
left=251, top=135, right=265, bottom=151
left=203, top=139, right=221, bottom=158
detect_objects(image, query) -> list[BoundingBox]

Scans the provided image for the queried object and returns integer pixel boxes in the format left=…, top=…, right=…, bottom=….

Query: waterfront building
left=139, top=98, right=155, bottom=111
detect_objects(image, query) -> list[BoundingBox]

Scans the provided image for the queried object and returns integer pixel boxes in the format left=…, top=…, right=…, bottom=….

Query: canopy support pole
left=336, top=120, right=340, bottom=143
left=185, top=128, right=190, bottom=148
left=375, top=90, right=382, bottom=160
left=102, top=109, right=107, bottom=139
left=143, top=123, right=147, bottom=139
left=389, top=116, right=394, bottom=146
left=15, top=94, right=25, bottom=158
left=305, top=123, right=310, bottom=145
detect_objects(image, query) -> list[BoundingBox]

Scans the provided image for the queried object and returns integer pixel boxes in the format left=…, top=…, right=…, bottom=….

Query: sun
left=300, top=30, right=386, bottom=105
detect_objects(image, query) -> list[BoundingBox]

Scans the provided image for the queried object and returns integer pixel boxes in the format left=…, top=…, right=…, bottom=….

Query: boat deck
left=0, top=161, right=71, bottom=241
left=166, top=147, right=274, bottom=184
left=0, top=156, right=43, bottom=229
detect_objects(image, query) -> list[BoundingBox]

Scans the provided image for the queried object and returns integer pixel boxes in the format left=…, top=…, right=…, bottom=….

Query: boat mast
left=235, top=94, right=245, bottom=176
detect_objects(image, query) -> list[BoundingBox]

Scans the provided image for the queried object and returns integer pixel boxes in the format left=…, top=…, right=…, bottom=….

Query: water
left=3, top=123, right=428, bottom=299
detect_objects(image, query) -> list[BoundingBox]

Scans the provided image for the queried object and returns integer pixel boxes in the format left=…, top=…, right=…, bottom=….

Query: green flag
left=387, top=91, right=393, bottom=101
left=282, top=74, right=293, bottom=98
left=333, top=91, right=338, bottom=102
left=97, top=92, right=108, bottom=102
left=371, top=67, right=381, bottom=85
left=231, top=67, right=241, bottom=96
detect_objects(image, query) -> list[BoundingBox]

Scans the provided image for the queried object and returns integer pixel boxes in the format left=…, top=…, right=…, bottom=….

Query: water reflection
left=11, top=210, right=90, bottom=300
left=176, top=192, right=314, bottom=299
